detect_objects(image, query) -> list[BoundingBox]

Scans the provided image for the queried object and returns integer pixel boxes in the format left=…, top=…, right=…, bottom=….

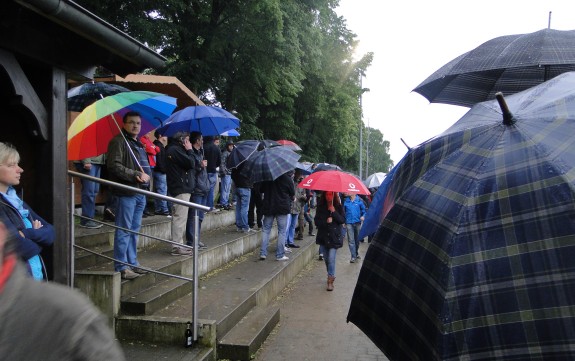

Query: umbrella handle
left=495, top=92, right=515, bottom=125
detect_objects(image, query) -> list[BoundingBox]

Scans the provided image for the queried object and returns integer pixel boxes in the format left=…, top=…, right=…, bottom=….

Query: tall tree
left=75, top=0, right=389, bottom=173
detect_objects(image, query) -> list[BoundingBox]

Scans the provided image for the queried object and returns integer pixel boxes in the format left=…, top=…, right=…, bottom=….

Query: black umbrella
left=349, top=71, right=575, bottom=360
left=413, top=28, right=575, bottom=107
left=67, top=82, right=131, bottom=112
left=241, top=146, right=300, bottom=182
left=312, top=162, right=342, bottom=172
left=226, top=139, right=280, bottom=169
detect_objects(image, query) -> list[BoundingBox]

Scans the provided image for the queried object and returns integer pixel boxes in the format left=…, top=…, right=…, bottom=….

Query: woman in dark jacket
left=0, top=142, right=55, bottom=280
left=314, top=191, right=345, bottom=291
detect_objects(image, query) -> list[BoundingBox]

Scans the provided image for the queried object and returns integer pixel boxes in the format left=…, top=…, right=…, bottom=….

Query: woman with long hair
left=314, top=191, right=345, bottom=291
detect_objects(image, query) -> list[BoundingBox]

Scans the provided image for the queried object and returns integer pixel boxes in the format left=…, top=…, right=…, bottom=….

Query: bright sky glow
left=336, top=0, right=575, bottom=164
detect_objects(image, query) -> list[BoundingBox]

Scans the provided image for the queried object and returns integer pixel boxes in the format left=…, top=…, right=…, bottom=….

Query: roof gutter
left=14, top=0, right=166, bottom=70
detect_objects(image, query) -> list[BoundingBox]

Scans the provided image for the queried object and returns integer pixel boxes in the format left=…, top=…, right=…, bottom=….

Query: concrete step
left=217, top=305, right=280, bottom=361
left=121, top=340, right=214, bottom=361
left=117, top=234, right=316, bottom=349
left=121, top=277, right=194, bottom=316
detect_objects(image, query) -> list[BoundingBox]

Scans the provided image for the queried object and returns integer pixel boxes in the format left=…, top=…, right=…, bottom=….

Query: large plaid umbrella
left=348, top=71, right=575, bottom=360
left=413, top=28, right=575, bottom=107
left=241, top=146, right=300, bottom=182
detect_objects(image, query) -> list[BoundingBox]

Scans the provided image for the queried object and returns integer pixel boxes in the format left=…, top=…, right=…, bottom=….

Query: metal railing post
left=193, top=208, right=199, bottom=342
left=69, top=178, right=75, bottom=287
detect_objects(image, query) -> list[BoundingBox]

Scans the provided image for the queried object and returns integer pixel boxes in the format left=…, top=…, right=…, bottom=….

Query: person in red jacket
left=140, top=132, right=159, bottom=217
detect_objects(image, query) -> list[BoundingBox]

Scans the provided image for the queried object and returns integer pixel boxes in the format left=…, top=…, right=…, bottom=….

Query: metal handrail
left=69, top=169, right=208, bottom=344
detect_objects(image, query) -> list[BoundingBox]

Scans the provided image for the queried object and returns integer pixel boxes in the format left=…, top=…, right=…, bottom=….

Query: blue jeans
left=186, top=193, right=207, bottom=245
left=207, top=173, right=218, bottom=210
left=74, top=163, right=101, bottom=221
left=346, top=222, right=361, bottom=258
left=286, top=213, right=299, bottom=244
left=114, top=194, right=146, bottom=272
left=319, top=245, right=337, bottom=276
left=219, top=174, right=232, bottom=206
left=260, top=214, right=288, bottom=259
left=235, top=187, right=251, bottom=230
left=153, top=172, right=169, bottom=213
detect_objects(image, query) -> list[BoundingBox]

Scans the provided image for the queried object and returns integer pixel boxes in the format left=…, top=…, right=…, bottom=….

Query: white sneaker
left=276, top=256, right=289, bottom=261
left=284, top=246, right=292, bottom=253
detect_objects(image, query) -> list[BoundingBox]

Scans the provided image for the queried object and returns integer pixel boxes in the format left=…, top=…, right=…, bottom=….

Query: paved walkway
left=253, top=243, right=389, bottom=361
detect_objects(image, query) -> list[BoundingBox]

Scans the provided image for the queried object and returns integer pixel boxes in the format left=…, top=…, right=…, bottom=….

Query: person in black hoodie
left=231, top=161, right=253, bottom=232
left=152, top=130, right=170, bottom=216
left=185, top=131, right=209, bottom=248
left=258, top=171, right=294, bottom=261
left=165, top=131, right=195, bottom=256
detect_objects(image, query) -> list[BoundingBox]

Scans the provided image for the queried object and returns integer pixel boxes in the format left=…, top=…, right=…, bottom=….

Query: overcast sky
left=335, top=0, right=575, bottom=165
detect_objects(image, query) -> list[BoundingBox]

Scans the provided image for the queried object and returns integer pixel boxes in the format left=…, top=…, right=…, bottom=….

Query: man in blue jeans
left=74, top=155, right=105, bottom=229
left=203, top=135, right=221, bottom=211
left=106, top=111, right=151, bottom=280
left=343, top=192, right=366, bottom=263
left=186, top=131, right=210, bottom=249
left=231, top=162, right=253, bottom=232
left=259, top=170, right=294, bottom=261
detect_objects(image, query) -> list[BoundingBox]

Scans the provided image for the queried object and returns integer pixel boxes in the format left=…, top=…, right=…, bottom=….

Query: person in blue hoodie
left=343, top=193, right=366, bottom=263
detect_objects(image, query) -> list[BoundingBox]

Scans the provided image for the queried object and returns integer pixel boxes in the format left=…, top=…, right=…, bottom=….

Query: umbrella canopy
left=276, top=139, right=302, bottom=151
left=221, top=129, right=240, bottom=136
left=298, top=170, right=369, bottom=195
left=348, top=71, right=575, bottom=360
left=67, top=91, right=177, bottom=160
left=226, top=139, right=280, bottom=169
left=67, top=82, right=131, bottom=112
left=156, top=105, right=240, bottom=136
left=413, top=28, right=575, bottom=107
left=312, top=162, right=342, bottom=172
left=363, top=172, right=386, bottom=188
left=296, top=161, right=314, bottom=175
left=241, top=146, right=301, bottom=182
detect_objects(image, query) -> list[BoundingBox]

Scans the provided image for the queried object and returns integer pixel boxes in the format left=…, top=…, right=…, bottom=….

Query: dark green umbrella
left=349, top=71, right=575, bottom=360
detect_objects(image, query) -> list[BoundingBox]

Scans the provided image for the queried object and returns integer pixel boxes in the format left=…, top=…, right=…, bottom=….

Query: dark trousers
left=248, top=188, right=263, bottom=228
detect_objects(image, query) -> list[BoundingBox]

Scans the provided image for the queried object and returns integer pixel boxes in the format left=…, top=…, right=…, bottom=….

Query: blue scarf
left=3, top=187, right=42, bottom=280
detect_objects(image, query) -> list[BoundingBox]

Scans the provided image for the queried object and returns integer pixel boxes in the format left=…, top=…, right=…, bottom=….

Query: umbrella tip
left=495, top=92, right=515, bottom=126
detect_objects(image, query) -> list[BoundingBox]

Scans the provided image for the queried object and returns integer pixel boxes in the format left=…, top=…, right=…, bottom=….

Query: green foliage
left=75, top=0, right=392, bottom=175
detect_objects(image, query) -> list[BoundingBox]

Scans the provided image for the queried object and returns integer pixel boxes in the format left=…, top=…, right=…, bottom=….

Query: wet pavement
left=253, top=243, right=389, bottom=361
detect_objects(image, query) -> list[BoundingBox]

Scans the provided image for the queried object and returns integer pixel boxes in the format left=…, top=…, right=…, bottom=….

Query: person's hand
left=201, top=159, right=208, bottom=168
left=183, top=138, right=193, bottom=150
left=327, top=216, right=333, bottom=223
left=328, top=205, right=335, bottom=212
left=360, top=216, right=364, bottom=222
left=32, top=220, right=43, bottom=229
left=137, top=172, right=150, bottom=183
left=83, top=163, right=92, bottom=170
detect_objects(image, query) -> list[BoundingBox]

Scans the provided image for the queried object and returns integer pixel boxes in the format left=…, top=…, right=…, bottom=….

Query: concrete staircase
left=73, top=209, right=317, bottom=361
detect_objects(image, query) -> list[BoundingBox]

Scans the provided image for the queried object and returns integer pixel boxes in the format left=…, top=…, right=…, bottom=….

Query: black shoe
left=309, top=232, right=316, bottom=236
left=287, top=243, right=300, bottom=248
left=103, top=208, right=115, bottom=222
left=144, top=210, right=154, bottom=216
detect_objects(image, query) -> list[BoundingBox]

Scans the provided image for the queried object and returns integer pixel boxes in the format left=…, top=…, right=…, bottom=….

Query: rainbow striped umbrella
left=68, top=91, right=177, bottom=160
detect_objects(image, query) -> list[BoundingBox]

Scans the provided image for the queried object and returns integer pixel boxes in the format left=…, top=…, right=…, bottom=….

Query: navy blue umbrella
left=349, top=71, right=575, bottom=360
left=157, top=105, right=240, bottom=136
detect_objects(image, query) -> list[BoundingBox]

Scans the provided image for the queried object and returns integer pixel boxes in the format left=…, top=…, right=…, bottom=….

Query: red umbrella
left=297, top=170, right=370, bottom=195
left=276, top=139, right=302, bottom=151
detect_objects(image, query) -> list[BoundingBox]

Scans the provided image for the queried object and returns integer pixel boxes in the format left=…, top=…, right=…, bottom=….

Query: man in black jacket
left=202, top=135, right=221, bottom=211
left=165, top=131, right=195, bottom=256
left=185, top=131, right=209, bottom=249
left=153, top=130, right=170, bottom=216
left=231, top=162, right=253, bottom=233
left=258, top=171, right=294, bottom=261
